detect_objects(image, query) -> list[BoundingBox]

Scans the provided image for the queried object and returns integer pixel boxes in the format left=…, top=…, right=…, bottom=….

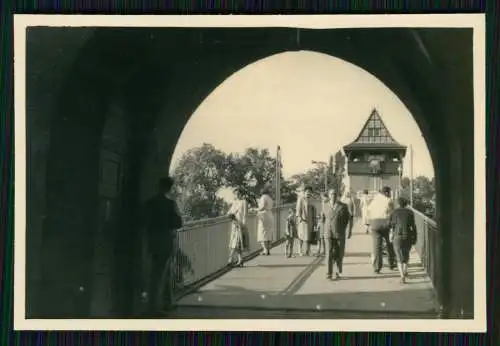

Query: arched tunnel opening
left=24, top=26, right=476, bottom=320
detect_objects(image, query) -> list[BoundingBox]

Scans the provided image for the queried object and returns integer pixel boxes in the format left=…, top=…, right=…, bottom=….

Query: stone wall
left=25, top=28, right=95, bottom=316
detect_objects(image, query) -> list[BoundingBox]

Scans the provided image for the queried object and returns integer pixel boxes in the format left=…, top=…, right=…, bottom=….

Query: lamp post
left=397, top=163, right=402, bottom=200
left=276, top=146, right=282, bottom=238
left=312, top=160, right=328, bottom=193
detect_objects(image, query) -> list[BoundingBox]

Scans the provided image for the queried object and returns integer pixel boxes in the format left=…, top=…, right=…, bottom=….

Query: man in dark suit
left=323, top=188, right=353, bottom=280
left=142, top=176, right=183, bottom=316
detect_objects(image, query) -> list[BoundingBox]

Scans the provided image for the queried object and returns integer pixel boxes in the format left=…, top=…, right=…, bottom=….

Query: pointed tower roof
left=343, top=108, right=407, bottom=151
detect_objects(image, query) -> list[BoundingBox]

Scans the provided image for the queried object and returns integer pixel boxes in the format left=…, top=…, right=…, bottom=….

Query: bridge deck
left=172, top=223, right=439, bottom=319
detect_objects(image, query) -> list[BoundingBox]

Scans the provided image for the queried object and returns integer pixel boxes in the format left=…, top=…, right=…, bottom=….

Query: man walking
left=323, top=189, right=353, bottom=280
left=367, top=186, right=396, bottom=273
left=142, top=177, right=183, bottom=316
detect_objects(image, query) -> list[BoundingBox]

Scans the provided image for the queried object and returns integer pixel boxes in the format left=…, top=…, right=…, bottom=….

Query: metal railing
left=410, top=207, right=441, bottom=303
left=172, top=203, right=295, bottom=294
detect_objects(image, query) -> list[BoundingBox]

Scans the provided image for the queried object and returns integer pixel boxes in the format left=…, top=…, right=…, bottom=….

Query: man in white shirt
left=367, top=186, right=396, bottom=273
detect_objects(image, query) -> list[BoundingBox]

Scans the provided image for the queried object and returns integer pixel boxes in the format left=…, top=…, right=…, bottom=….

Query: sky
left=169, top=50, right=434, bottom=201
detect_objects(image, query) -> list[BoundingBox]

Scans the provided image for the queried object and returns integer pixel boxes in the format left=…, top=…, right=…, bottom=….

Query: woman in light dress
left=227, top=190, right=249, bottom=266
left=257, top=186, right=275, bottom=255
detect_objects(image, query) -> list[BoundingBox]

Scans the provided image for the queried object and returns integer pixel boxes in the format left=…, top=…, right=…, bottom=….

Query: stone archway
left=26, top=27, right=474, bottom=318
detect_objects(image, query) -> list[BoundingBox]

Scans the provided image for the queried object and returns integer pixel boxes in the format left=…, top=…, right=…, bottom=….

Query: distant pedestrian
left=389, top=197, right=418, bottom=284
left=359, top=189, right=371, bottom=234
left=285, top=208, right=297, bottom=258
left=142, top=177, right=183, bottom=316
left=257, top=186, right=275, bottom=255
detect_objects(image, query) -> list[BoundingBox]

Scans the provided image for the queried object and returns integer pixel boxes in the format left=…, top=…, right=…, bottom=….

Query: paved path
left=173, top=222, right=439, bottom=318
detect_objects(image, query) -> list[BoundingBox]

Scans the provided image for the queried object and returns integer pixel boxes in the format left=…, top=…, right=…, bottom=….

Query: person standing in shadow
left=142, top=177, right=183, bottom=317
left=367, top=186, right=396, bottom=274
left=389, top=196, right=418, bottom=284
left=323, top=189, right=353, bottom=280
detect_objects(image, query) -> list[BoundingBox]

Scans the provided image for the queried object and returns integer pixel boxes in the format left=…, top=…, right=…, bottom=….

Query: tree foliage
left=290, top=150, right=347, bottom=198
left=173, top=143, right=230, bottom=219
left=224, top=148, right=278, bottom=207
left=171, top=144, right=383, bottom=220
left=400, top=175, right=436, bottom=219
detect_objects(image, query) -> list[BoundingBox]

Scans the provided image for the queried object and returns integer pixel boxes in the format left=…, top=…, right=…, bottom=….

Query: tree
left=290, top=165, right=327, bottom=198
left=224, top=148, right=278, bottom=207
left=330, top=150, right=346, bottom=195
left=279, top=179, right=299, bottom=204
left=413, top=176, right=435, bottom=200
left=292, top=150, right=347, bottom=198
left=400, top=175, right=436, bottom=219
left=172, top=143, right=229, bottom=219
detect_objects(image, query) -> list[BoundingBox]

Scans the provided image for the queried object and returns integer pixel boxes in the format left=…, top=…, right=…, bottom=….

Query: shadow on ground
left=168, top=285, right=440, bottom=319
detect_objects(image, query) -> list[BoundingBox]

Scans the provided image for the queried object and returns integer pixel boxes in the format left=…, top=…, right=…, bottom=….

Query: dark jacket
left=142, top=194, right=183, bottom=255
left=389, top=207, right=417, bottom=243
left=322, top=201, right=353, bottom=239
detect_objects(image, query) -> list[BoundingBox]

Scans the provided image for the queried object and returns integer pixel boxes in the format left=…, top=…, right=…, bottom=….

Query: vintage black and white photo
left=14, top=14, right=486, bottom=332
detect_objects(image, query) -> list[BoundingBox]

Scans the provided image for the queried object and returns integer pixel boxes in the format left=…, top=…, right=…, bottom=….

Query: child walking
left=285, top=208, right=297, bottom=258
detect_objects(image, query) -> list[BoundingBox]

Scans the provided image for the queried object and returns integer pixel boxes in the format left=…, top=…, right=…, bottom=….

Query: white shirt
left=367, top=193, right=393, bottom=220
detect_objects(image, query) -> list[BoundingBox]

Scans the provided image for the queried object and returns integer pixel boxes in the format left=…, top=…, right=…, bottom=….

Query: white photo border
left=13, top=13, right=486, bottom=332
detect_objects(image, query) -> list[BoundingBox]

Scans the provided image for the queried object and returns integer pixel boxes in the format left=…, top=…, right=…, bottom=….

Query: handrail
left=409, top=206, right=437, bottom=229
left=409, top=204, right=441, bottom=309
left=178, top=203, right=296, bottom=231
left=179, top=215, right=232, bottom=231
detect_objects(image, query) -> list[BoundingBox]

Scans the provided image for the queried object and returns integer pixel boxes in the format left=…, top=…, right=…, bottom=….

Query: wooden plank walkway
left=171, top=222, right=440, bottom=319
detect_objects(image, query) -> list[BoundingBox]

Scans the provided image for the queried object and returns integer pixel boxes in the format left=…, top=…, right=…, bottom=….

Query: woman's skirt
left=257, top=211, right=274, bottom=242
left=229, top=225, right=249, bottom=251
left=392, top=236, right=412, bottom=264
left=297, top=221, right=309, bottom=241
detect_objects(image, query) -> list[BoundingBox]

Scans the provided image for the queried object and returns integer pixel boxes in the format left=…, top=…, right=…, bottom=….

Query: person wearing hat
left=367, top=186, right=396, bottom=273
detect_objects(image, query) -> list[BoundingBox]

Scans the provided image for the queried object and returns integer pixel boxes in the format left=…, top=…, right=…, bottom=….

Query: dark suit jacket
left=322, top=201, right=353, bottom=239
left=142, top=194, right=183, bottom=256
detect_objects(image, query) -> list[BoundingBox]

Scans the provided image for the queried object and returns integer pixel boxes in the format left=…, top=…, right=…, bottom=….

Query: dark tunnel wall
left=25, top=27, right=475, bottom=318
